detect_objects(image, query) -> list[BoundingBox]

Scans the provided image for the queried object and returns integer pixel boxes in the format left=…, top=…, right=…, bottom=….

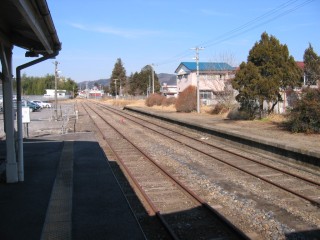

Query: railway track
left=81, top=101, right=249, bottom=240
left=77, top=100, right=320, bottom=238
left=94, top=102, right=320, bottom=208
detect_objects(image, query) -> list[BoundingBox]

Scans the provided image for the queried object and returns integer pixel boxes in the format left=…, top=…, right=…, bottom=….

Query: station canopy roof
left=0, top=0, right=61, bottom=56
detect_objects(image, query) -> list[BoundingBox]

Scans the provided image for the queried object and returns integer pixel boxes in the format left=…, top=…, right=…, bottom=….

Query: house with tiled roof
left=296, top=61, right=319, bottom=86
left=175, top=62, right=236, bottom=105
left=296, top=61, right=305, bottom=70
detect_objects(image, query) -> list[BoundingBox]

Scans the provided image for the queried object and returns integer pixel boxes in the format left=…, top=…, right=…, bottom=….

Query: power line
left=200, top=0, right=300, bottom=48
left=155, top=0, right=314, bottom=67
left=203, top=0, right=314, bottom=49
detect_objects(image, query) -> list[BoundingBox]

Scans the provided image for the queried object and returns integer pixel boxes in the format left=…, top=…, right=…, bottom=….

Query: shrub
left=285, top=87, right=320, bottom=133
left=145, top=93, right=166, bottom=107
left=162, top=97, right=177, bottom=106
left=227, top=106, right=254, bottom=120
left=175, top=86, right=197, bottom=112
left=211, top=103, right=229, bottom=115
left=234, top=98, right=259, bottom=120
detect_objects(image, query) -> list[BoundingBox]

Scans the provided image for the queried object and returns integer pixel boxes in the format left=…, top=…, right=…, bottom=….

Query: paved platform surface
left=0, top=132, right=146, bottom=240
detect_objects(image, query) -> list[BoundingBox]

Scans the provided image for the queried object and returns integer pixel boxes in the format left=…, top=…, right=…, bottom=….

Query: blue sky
left=12, top=0, right=320, bottom=82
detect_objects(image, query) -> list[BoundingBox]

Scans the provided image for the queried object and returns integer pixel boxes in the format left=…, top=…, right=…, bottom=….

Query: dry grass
left=98, top=98, right=177, bottom=112
left=95, top=98, right=286, bottom=124
left=99, top=98, right=139, bottom=107
left=148, top=104, right=176, bottom=112
left=131, top=98, right=177, bottom=112
left=82, top=98, right=291, bottom=137
left=266, top=114, right=286, bottom=123
left=127, top=99, right=146, bottom=107
left=202, top=105, right=213, bottom=114
left=257, top=114, right=286, bottom=124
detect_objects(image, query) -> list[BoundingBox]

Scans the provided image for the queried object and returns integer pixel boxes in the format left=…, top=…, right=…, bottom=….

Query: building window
left=200, top=90, right=212, bottom=99
left=177, top=74, right=188, bottom=80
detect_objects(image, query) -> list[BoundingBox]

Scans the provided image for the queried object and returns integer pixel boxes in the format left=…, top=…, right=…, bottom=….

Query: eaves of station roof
left=0, top=0, right=61, bottom=55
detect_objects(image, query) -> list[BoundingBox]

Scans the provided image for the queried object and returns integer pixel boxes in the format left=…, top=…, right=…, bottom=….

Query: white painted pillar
left=0, top=43, right=18, bottom=183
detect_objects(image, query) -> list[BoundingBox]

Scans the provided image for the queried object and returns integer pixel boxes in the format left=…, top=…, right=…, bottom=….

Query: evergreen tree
left=43, top=74, right=55, bottom=89
left=232, top=62, right=262, bottom=119
left=303, top=43, right=320, bottom=86
left=127, top=65, right=160, bottom=96
left=233, top=32, right=302, bottom=118
left=128, top=72, right=141, bottom=95
left=142, top=65, right=160, bottom=95
left=110, top=58, right=127, bottom=96
left=286, top=87, right=320, bottom=133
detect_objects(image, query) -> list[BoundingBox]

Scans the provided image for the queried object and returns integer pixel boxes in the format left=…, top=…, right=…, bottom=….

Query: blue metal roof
left=176, top=62, right=235, bottom=72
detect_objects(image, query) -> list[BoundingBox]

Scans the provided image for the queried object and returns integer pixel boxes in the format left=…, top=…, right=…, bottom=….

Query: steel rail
left=84, top=101, right=249, bottom=240
left=95, top=103, right=320, bottom=208
left=81, top=102, right=179, bottom=240
left=99, top=103, right=320, bottom=187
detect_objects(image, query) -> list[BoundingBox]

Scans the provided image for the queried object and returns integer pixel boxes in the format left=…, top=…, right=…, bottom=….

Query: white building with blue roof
left=175, top=62, right=236, bottom=105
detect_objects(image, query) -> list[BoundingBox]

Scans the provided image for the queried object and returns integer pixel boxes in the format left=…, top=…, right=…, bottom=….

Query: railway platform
left=0, top=132, right=146, bottom=240
left=124, top=106, right=320, bottom=168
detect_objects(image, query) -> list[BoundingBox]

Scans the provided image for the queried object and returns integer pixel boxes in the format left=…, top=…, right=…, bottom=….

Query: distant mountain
left=77, top=73, right=176, bottom=89
left=77, top=79, right=110, bottom=89
left=157, top=73, right=176, bottom=85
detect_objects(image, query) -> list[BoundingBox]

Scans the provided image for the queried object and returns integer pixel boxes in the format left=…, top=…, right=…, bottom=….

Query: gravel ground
left=121, top=111, right=320, bottom=239
left=85, top=101, right=320, bottom=239
left=124, top=105, right=320, bottom=156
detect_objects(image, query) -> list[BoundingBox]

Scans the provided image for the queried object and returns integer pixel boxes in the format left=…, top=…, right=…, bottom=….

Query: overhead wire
left=154, top=0, right=314, bottom=67
left=199, top=0, right=300, bottom=48
left=203, top=0, right=314, bottom=48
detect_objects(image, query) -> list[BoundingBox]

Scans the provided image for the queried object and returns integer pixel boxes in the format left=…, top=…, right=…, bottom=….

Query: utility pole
left=151, top=64, right=155, bottom=94
left=85, top=81, right=88, bottom=98
left=54, top=61, right=59, bottom=119
left=148, top=75, right=151, bottom=97
left=191, top=47, right=204, bottom=113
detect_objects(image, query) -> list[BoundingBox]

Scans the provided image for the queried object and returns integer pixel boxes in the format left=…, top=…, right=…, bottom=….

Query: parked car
left=22, top=100, right=41, bottom=112
left=42, top=101, right=52, bottom=108
left=31, top=100, right=51, bottom=108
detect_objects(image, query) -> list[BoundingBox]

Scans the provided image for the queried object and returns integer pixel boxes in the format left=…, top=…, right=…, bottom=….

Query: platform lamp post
left=191, top=47, right=204, bottom=113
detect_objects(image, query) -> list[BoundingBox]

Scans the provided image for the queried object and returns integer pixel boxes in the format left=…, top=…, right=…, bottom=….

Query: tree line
left=107, top=58, right=161, bottom=96
left=18, top=73, right=78, bottom=96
